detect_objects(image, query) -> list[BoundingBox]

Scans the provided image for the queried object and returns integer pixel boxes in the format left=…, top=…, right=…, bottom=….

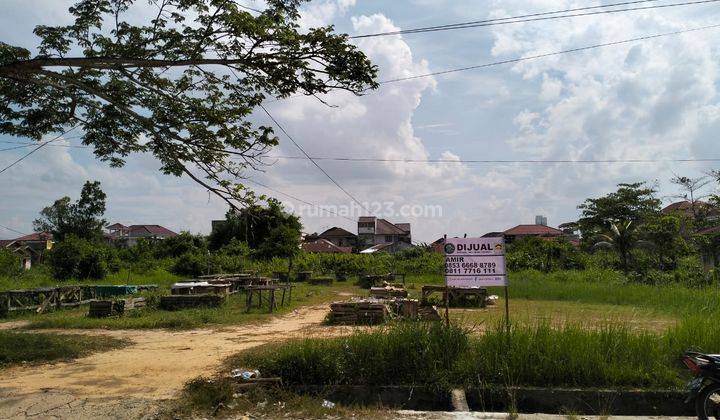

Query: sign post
left=444, top=237, right=509, bottom=330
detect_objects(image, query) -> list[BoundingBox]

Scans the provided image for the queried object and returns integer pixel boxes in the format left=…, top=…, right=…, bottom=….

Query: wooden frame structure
left=244, top=284, right=293, bottom=313
left=421, top=285, right=488, bottom=308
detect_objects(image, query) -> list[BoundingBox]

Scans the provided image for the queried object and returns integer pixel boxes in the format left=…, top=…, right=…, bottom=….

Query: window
left=385, top=235, right=393, bottom=242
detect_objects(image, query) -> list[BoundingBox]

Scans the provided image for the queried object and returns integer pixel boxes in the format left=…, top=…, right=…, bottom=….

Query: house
left=359, top=241, right=413, bottom=254
left=301, top=238, right=352, bottom=254
left=503, top=224, right=563, bottom=244
left=662, top=200, right=719, bottom=221
left=357, top=217, right=411, bottom=247
left=317, top=227, right=357, bottom=248
left=106, top=223, right=177, bottom=247
left=0, top=232, right=54, bottom=270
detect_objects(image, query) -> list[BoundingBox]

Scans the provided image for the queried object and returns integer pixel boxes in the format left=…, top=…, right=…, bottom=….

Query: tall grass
left=234, top=322, right=468, bottom=388
left=232, top=317, right=720, bottom=390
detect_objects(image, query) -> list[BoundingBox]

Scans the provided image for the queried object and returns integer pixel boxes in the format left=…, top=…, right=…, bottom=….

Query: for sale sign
left=444, top=237, right=507, bottom=287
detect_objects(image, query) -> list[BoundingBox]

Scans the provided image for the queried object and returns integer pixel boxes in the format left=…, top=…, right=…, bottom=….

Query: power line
left=0, top=139, right=88, bottom=151
left=0, top=223, right=28, bottom=237
left=0, top=126, right=79, bottom=175
left=245, top=178, right=356, bottom=223
left=351, top=0, right=720, bottom=38
left=379, top=23, right=720, bottom=83
left=266, top=155, right=720, bottom=165
left=258, top=104, right=375, bottom=216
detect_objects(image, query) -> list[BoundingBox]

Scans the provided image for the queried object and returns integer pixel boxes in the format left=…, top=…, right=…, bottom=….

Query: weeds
left=0, top=331, right=127, bottom=367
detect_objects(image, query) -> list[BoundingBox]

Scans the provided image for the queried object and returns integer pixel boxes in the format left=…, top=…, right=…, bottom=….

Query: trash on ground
left=321, top=400, right=336, bottom=409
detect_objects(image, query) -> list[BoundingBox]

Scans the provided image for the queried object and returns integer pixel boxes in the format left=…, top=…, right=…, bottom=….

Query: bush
left=235, top=322, right=468, bottom=388
left=0, top=249, right=21, bottom=277
left=47, top=236, right=118, bottom=280
left=506, top=237, right=585, bottom=272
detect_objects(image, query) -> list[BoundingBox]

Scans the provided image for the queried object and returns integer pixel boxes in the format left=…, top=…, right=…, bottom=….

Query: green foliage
left=0, top=249, right=21, bottom=277
left=209, top=200, right=301, bottom=259
left=506, top=237, right=585, bottom=272
left=33, top=180, right=106, bottom=241
left=234, top=315, right=720, bottom=390
left=578, top=182, right=661, bottom=246
left=153, top=232, right=207, bottom=259
left=0, top=0, right=377, bottom=204
left=47, top=235, right=119, bottom=280
left=235, top=322, right=468, bottom=388
left=0, top=331, right=127, bottom=367
left=641, top=213, right=692, bottom=271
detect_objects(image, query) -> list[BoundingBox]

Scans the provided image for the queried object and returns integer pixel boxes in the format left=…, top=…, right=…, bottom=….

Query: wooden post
left=443, top=234, right=449, bottom=327
left=504, top=284, right=510, bottom=336
left=269, top=289, right=275, bottom=313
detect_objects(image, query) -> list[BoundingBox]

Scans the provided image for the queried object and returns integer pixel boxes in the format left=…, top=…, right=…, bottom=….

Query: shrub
left=0, top=249, right=21, bottom=277
left=47, top=236, right=117, bottom=280
left=506, top=237, right=585, bottom=272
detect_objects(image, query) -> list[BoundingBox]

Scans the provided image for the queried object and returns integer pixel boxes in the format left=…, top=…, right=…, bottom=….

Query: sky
left=1, top=0, right=719, bottom=242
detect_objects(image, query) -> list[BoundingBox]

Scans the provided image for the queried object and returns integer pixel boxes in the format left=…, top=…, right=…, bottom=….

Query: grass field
left=0, top=268, right=181, bottom=291
left=451, top=298, right=677, bottom=332
left=0, top=331, right=128, bottom=367
left=19, top=282, right=361, bottom=330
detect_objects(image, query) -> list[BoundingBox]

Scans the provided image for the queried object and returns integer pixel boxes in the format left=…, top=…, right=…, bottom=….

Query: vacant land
left=0, top=270, right=713, bottom=418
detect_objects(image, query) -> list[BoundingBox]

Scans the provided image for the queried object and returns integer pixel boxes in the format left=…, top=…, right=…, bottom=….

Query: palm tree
left=593, top=221, right=652, bottom=273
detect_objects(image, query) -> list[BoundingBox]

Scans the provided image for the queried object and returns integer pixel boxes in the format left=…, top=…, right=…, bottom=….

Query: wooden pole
left=504, top=284, right=510, bottom=335
left=443, top=234, right=449, bottom=327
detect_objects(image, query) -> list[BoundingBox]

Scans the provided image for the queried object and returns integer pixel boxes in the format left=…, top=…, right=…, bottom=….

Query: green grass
left=227, top=317, right=719, bottom=390
left=0, top=330, right=128, bottom=367
left=0, top=267, right=181, bottom=290
left=21, top=282, right=361, bottom=330
left=407, top=269, right=720, bottom=317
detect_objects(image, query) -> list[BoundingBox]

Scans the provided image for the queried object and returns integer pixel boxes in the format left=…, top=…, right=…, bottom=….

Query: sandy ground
left=0, top=304, right=335, bottom=419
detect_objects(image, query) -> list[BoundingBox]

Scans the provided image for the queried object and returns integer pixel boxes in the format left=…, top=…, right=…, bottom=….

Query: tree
left=593, top=220, right=652, bottom=274
left=209, top=198, right=301, bottom=258
left=578, top=182, right=661, bottom=245
left=670, top=174, right=713, bottom=225
left=0, top=0, right=377, bottom=208
left=641, top=213, right=690, bottom=271
left=33, top=181, right=107, bottom=241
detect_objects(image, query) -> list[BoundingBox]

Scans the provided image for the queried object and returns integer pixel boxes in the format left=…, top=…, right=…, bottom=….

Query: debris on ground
left=369, top=284, right=409, bottom=299
left=321, top=400, right=336, bottom=409
left=485, top=295, right=499, bottom=306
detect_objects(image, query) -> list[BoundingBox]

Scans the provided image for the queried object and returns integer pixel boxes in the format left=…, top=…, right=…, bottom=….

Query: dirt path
left=0, top=304, right=334, bottom=418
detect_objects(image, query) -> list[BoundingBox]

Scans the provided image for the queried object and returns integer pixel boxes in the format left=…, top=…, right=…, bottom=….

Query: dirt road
left=0, top=304, right=332, bottom=419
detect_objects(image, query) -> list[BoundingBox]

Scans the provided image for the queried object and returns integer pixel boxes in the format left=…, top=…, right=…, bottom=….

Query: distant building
left=106, top=223, right=177, bottom=247
left=535, top=215, right=548, bottom=226
left=301, top=238, right=352, bottom=254
left=503, top=224, right=563, bottom=244
left=662, top=200, right=719, bottom=221
left=317, top=227, right=357, bottom=248
left=0, top=232, right=54, bottom=270
left=357, top=217, right=411, bottom=247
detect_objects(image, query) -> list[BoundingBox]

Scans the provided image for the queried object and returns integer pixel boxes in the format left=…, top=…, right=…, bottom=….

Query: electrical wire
left=0, top=126, right=79, bottom=175
left=258, top=104, right=375, bottom=216
left=245, top=178, right=357, bottom=223
left=266, top=155, right=720, bottom=165
left=379, top=23, right=720, bottom=83
left=351, top=0, right=720, bottom=38
left=0, top=223, right=28, bottom=237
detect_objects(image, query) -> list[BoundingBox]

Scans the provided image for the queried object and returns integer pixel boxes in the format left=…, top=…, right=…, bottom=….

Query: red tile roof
left=13, top=232, right=53, bottom=242
left=127, top=225, right=177, bottom=236
left=375, top=219, right=408, bottom=235
left=504, top=225, right=563, bottom=236
left=319, top=227, right=356, bottom=238
left=301, top=239, right=351, bottom=254
left=697, top=226, right=720, bottom=235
